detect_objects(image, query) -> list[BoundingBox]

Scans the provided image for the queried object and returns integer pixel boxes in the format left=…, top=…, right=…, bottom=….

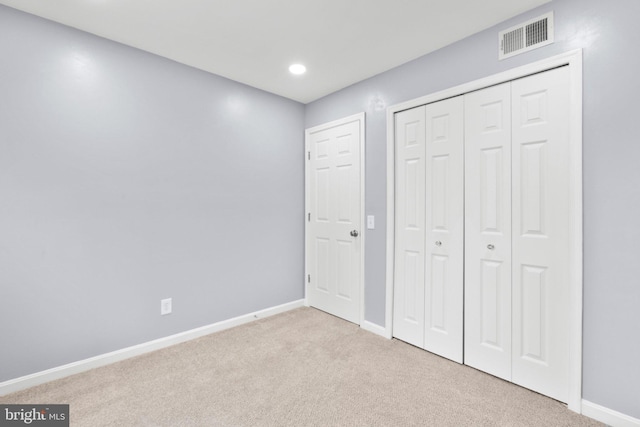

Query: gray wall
left=0, top=5, right=304, bottom=382
left=305, top=0, right=640, bottom=418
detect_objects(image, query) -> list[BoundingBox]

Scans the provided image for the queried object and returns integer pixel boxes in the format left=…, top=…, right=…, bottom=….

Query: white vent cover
left=499, top=12, right=554, bottom=60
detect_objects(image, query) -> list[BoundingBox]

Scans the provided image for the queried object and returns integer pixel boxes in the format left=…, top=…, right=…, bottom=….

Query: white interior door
left=424, top=96, right=464, bottom=363
left=393, top=106, right=426, bottom=347
left=306, top=114, right=364, bottom=325
left=464, top=83, right=513, bottom=380
left=511, top=67, right=571, bottom=402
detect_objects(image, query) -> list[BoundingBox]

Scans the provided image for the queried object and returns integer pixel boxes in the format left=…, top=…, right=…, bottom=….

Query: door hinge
left=307, top=274, right=311, bottom=283
left=308, top=151, right=310, bottom=160
left=308, top=212, right=311, bottom=222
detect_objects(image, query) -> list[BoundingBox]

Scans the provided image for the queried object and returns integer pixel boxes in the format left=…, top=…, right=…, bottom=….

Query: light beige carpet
left=1, top=307, right=602, bottom=426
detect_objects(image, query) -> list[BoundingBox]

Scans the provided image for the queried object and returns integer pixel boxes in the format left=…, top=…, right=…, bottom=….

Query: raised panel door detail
left=520, top=91, right=548, bottom=126
left=316, top=168, right=330, bottom=222
left=429, top=254, right=448, bottom=332
left=480, top=259, right=503, bottom=350
left=307, top=116, right=362, bottom=325
left=405, top=121, right=419, bottom=147
left=336, top=134, right=352, bottom=156
left=431, top=114, right=450, bottom=143
left=403, top=251, right=420, bottom=323
left=316, top=138, right=330, bottom=159
left=481, top=147, right=503, bottom=233
left=424, top=96, right=464, bottom=363
left=520, top=142, right=546, bottom=236
left=336, top=164, right=353, bottom=224
left=464, top=82, right=512, bottom=381
left=393, top=106, right=426, bottom=348
left=336, top=240, right=353, bottom=300
left=520, top=265, right=547, bottom=364
left=404, top=159, right=420, bottom=230
left=431, top=155, right=449, bottom=231
left=315, top=237, right=330, bottom=293
left=481, top=101, right=504, bottom=132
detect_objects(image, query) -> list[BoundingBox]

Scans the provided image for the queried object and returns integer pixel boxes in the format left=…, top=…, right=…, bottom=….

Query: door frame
left=305, top=112, right=366, bottom=325
left=384, top=50, right=583, bottom=411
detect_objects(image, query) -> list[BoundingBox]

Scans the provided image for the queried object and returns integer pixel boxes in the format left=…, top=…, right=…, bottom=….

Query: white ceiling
left=0, top=0, right=550, bottom=103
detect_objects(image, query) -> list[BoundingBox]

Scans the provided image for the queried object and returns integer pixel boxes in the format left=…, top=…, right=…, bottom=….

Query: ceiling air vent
left=499, top=12, right=554, bottom=60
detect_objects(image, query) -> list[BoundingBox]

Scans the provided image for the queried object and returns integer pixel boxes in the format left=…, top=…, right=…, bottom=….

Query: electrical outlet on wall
left=160, top=298, right=172, bottom=315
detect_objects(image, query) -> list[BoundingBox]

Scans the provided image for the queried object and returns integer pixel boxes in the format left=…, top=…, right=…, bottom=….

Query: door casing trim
left=385, top=50, right=583, bottom=412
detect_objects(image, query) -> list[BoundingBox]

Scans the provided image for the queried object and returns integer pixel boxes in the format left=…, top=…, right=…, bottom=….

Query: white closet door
left=464, top=83, right=513, bottom=380
left=424, top=96, right=464, bottom=363
left=511, top=66, right=571, bottom=402
left=393, top=106, right=426, bottom=347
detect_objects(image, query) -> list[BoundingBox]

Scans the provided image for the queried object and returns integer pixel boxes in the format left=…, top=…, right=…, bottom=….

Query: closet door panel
left=511, top=66, right=571, bottom=403
left=393, top=106, right=426, bottom=348
left=464, top=83, right=512, bottom=380
left=424, top=96, right=464, bottom=363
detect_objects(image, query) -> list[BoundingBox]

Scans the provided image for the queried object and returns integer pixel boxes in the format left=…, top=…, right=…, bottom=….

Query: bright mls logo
left=0, top=405, right=69, bottom=426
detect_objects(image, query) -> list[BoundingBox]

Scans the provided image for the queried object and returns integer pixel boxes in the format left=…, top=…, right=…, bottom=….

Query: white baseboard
left=360, top=320, right=390, bottom=339
left=582, top=400, right=640, bottom=427
left=0, top=299, right=305, bottom=397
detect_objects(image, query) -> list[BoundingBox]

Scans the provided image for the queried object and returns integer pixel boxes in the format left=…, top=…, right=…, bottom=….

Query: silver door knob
left=350, top=230, right=359, bottom=237
left=487, top=244, right=495, bottom=250
left=435, top=241, right=442, bottom=246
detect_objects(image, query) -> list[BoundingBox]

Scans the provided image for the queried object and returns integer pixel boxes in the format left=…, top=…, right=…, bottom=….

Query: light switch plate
left=367, top=215, right=375, bottom=229
left=161, top=298, right=172, bottom=315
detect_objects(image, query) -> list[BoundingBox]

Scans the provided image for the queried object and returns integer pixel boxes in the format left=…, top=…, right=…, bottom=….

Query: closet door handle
left=487, top=244, right=495, bottom=250
left=350, top=230, right=359, bottom=237
left=435, top=241, right=442, bottom=246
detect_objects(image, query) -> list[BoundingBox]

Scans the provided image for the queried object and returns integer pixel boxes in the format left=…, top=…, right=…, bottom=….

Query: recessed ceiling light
left=289, top=64, right=306, bottom=75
